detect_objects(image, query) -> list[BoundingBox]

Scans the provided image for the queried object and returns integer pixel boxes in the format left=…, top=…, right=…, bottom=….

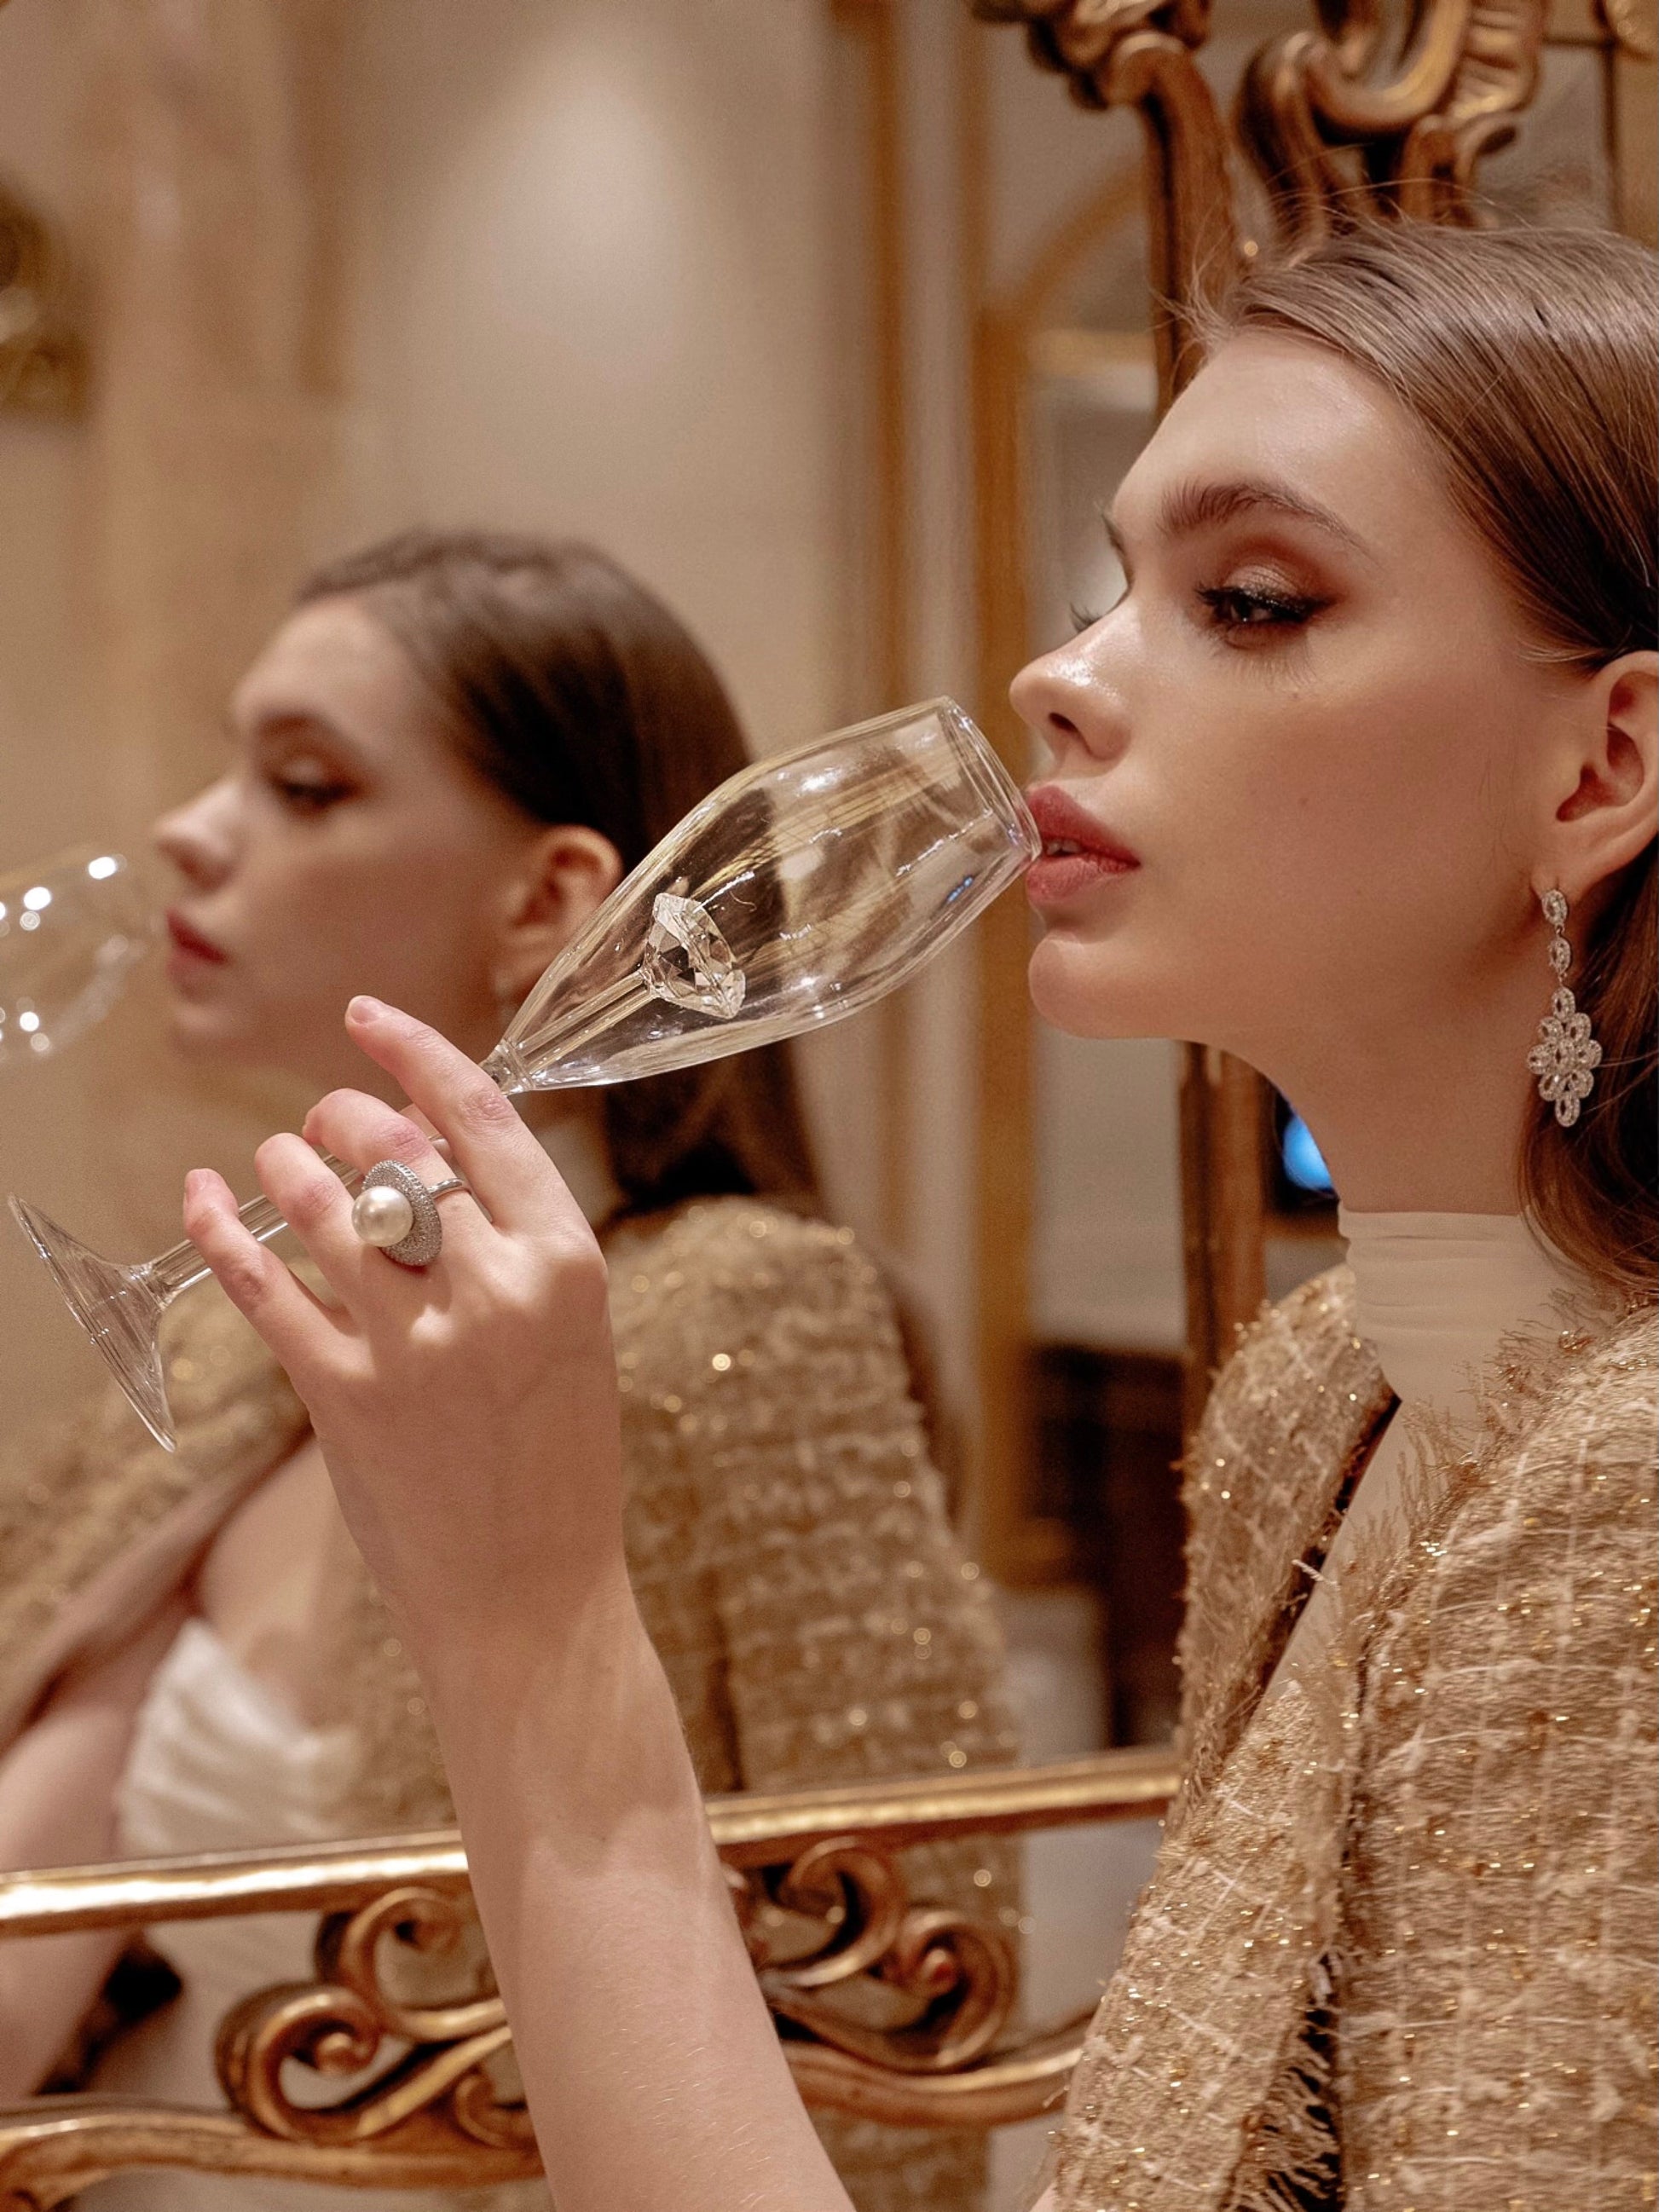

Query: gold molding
left=0, top=1750, right=1178, bottom=1943
left=0, top=1751, right=1176, bottom=2198
left=1238, top=0, right=1547, bottom=238
left=1604, top=0, right=1659, bottom=242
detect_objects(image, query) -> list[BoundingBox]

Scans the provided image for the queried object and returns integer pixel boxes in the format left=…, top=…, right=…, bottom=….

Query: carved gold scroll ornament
left=0, top=1747, right=1176, bottom=2204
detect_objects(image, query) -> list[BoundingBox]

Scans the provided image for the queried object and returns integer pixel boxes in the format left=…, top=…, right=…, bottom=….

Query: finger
left=302, top=1087, right=471, bottom=1204
left=252, top=1131, right=402, bottom=1310
left=183, top=1167, right=350, bottom=1376
left=341, top=997, right=575, bottom=1235
left=342, top=1096, right=456, bottom=1172
left=303, top=1087, right=494, bottom=1249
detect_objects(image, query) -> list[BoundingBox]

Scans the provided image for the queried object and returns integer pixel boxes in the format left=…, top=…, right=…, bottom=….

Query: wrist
left=418, top=1552, right=649, bottom=1758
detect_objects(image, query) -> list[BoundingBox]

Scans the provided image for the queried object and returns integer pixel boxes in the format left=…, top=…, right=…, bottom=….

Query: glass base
left=9, top=1198, right=176, bottom=1451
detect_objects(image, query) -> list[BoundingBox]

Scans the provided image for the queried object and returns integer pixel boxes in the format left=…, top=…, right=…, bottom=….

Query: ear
left=491, top=824, right=625, bottom=1008
left=1535, top=651, right=1657, bottom=906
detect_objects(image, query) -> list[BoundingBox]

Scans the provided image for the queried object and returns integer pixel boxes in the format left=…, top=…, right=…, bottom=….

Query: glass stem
left=143, top=1152, right=363, bottom=1307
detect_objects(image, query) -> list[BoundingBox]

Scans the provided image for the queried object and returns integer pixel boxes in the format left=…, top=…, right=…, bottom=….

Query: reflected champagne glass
left=12, top=700, right=1038, bottom=1451
left=0, top=846, right=153, bottom=1069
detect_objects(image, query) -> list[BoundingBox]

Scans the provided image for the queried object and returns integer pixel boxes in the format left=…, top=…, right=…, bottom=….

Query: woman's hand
left=182, top=995, right=628, bottom=1678
left=183, top=997, right=853, bottom=2211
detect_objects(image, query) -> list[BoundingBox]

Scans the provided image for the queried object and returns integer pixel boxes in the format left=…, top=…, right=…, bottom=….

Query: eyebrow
left=238, top=707, right=371, bottom=765
left=1102, top=476, right=1371, bottom=562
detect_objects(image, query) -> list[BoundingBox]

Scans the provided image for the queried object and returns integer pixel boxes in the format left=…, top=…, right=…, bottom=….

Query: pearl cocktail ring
left=350, top=1159, right=471, bottom=1268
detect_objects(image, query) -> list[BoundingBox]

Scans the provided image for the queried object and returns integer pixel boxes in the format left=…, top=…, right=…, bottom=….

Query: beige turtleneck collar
left=1338, top=1207, right=1589, bottom=1442
left=1266, top=1210, right=1593, bottom=1712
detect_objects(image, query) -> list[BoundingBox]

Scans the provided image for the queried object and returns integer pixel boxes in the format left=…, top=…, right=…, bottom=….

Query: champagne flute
left=0, top=846, right=152, bottom=1069
left=12, top=701, right=1038, bottom=1451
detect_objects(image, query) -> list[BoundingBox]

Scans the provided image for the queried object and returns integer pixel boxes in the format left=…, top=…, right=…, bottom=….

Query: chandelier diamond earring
left=1526, top=887, right=1601, bottom=1129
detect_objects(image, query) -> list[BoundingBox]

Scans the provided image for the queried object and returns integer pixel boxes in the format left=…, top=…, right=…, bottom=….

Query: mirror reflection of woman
left=173, top=224, right=1655, bottom=2210
left=0, top=535, right=1017, bottom=2212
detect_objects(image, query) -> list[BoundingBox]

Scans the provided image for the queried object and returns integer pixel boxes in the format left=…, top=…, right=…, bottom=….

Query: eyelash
left=268, top=771, right=353, bottom=814
left=1069, top=582, right=1327, bottom=640
left=1195, top=583, right=1327, bottom=636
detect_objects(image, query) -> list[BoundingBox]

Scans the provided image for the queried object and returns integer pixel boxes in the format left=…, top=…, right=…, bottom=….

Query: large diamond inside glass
left=640, top=893, right=747, bottom=1020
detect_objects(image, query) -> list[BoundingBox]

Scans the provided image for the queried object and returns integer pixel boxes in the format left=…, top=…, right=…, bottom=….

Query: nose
left=153, top=778, right=237, bottom=892
left=1009, top=632, right=1130, bottom=768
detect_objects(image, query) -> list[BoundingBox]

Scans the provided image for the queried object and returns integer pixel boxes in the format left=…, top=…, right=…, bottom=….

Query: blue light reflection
left=1281, top=1112, right=1335, bottom=1197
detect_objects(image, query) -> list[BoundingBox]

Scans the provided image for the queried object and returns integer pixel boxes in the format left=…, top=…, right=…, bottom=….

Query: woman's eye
left=1195, top=582, right=1326, bottom=638
left=267, top=768, right=353, bottom=812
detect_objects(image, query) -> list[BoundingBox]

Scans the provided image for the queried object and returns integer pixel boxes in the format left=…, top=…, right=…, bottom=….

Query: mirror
left=0, top=5, right=1647, bottom=2196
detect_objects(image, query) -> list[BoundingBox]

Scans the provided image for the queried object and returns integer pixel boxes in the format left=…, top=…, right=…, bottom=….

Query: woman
left=0, top=534, right=1017, bottom=2212
left=177, top=222, right=1657, bottom=2210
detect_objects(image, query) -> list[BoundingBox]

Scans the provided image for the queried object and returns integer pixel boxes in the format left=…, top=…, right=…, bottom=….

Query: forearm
left=181, top=1014, right=858, bottom=2207
left=426, top=1566, right=853, bottom=2212
left=0, top=1602, right=182, bottom=2097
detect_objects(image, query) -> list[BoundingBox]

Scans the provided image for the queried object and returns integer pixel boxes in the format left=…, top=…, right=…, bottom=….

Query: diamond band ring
left=350, top=1159, right=472, bottom=1268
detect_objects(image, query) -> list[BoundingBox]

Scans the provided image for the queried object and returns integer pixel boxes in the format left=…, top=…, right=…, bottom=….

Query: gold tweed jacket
left=1050, top=1267, right=1657, bottom=2212
left=0, top=1196, right=1019, bottom=2212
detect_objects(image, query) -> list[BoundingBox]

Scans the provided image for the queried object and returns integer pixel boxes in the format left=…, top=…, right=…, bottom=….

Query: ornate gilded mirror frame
left=968, top=0, right=1657, bottom=1580
left=0, top=1753, right=1179, bottom=2201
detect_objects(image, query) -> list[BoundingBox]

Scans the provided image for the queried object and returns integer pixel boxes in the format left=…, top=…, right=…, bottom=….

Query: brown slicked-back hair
left=296, top=530, right=819, bottom=1221
left=1200, top=223, right=1657, bottom=1300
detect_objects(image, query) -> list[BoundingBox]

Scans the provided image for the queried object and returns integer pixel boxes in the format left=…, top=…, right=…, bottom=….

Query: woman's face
left=154, top=596, right=566, bottom=1095
left=1014, top=332, right=1583, bottom=1076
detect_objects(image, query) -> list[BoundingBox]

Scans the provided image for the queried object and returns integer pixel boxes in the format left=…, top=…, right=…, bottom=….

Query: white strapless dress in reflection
left=82, top=1618, right=547, bottom=2212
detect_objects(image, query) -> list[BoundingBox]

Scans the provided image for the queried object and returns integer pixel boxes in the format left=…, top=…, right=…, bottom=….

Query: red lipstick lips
left=165, top=910, right=228, bottom=967
left=1025, top=785, right=1140, bottom=908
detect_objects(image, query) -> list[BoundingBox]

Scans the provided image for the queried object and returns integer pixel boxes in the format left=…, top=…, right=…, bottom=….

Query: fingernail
left=348, top=996, right=386, bottom=1022
left=184, top=1169, right=206, bottom=1201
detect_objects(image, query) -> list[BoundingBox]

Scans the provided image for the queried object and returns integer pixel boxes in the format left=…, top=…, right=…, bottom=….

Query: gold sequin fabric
left=1051, top=1268, right=1656, bottom=2212
left=0, top=1296, right=309, bottom=1737
left=3, top=1198, right=1019, bottom=2212
left=324, top=1198, right=1021, bottom=2211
